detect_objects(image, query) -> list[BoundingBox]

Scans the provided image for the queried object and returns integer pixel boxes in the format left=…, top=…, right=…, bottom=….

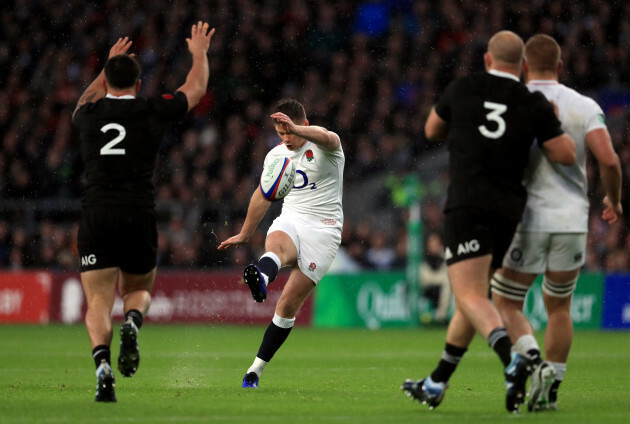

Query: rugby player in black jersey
left=401, top=30, right=576, bottom=413
left=72, top=22, right=215, bottom=402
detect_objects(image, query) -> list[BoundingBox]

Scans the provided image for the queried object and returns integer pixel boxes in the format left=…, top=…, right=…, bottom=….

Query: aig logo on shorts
left=81, top=254, right=97, bottom=267
left=457, top=239, right=479, bottom=256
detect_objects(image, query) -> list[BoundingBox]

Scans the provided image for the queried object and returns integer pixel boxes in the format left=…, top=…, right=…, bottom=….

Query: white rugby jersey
left=262, top=136, right=344, bottom=228
left=518, top=81, right=607, bottom=232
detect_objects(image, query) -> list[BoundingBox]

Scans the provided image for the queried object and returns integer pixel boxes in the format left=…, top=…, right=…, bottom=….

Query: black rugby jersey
left=72, top=92, right=188, bottom=207
left=435, top=71, right=563, bottom=220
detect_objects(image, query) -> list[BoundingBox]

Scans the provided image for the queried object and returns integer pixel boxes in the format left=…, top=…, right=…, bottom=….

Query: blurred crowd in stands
left=0, top=0, right=628, bottom=273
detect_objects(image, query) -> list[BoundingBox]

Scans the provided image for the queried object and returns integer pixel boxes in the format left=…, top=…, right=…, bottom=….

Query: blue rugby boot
left=243, top=264, right=267, bottom=302
left=242, top=372, right=259, bottom=388
left=401, top=376, right=448, bottom=410
left=505, top=352, right=533, bottom=412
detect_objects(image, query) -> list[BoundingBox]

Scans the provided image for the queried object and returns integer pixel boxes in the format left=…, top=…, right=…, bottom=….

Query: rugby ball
left=260, top=157, right=296, bottom=201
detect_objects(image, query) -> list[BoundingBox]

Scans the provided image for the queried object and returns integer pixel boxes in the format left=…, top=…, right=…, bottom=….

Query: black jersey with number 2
left=72, top=92, right=188, bottom=208
left=435, top=71, right=564, bottom=221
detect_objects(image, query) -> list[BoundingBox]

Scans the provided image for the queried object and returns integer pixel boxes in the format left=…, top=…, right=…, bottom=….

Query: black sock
left=256, top=321, right=292, bottom=362
left=527, top=348, right=542, bottom=365
left=430, top=343, right=468, bottom=383
left=487, top=327, right=512, bottom=367
left=549, top=379, right=561, bottom=402
left=125, top=309, right=144, bottom=329
left=92, top=345, right=111, bottom=369
left=258, top=256, right=279, bottom=283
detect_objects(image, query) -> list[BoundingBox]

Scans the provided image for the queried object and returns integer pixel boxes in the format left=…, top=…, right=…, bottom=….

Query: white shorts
left=267, top=213, right=342, bottom=284
left=502, top=231, right=587, bottom=273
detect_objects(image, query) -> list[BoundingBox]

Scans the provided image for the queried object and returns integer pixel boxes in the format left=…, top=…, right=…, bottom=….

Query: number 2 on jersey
left=478, top=101, right=507, bottom=139
left=100, top=123, right=126, bottom=155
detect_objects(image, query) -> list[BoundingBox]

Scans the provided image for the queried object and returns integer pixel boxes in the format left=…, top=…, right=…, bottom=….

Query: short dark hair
left=104, top=54, right=141, bottom=89
left=272, top=98, right=306, bottom=123
left=525, top=34, right=561, bottom=73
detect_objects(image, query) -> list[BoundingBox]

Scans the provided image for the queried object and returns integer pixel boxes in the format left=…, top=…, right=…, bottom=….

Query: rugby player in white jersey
left=218, top=98, right=344, bottom=388
left=492, top=34, right=623, bottom=411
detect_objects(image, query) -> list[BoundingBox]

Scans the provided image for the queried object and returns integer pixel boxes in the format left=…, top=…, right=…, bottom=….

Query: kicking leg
left=244, top=230, right=297, bottom=302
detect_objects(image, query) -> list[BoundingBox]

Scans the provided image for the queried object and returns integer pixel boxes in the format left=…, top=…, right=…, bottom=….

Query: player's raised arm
left=72, top=37, right=133, bottom=119
left=270, top=112, right=340, bottom=151
left=217, top=188, right=271, bottom=250
left=177, top=21, right=215, bottom=112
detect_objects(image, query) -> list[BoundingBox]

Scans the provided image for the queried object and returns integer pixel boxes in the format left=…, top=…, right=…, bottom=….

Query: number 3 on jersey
left=100, top=123, right=126, bottom=155
left=478, top=101, right=507, bottom=139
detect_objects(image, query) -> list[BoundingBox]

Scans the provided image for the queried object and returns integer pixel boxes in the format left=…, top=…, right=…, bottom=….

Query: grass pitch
left=0, top=324, right=628, bottom=423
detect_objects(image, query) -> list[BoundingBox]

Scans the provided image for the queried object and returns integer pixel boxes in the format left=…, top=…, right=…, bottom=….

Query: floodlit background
left=0, top=0, right=628, bottom=274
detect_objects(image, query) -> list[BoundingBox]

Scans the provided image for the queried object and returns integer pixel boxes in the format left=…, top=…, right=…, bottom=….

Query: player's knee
left=490, top=272, right=529, bottom=302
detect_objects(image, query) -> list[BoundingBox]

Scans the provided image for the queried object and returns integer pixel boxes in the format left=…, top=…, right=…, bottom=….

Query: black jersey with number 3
left=72, top=92, right=188, bottom=208
left=435, top=72, right=563, bottom=220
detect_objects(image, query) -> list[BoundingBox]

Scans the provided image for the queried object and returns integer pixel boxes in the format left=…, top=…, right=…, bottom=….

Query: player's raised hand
left=270, top=112, right=298, bottom=133
left=108, top=37, right=133, bottom=59
left=186, top=21, right=215, bottom=55
left=217, top=233, right=249, bottom=250
left=601, top=195, right=623, bottom=224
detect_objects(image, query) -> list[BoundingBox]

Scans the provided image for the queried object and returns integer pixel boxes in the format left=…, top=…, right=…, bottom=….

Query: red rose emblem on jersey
left=306, top=150, right=314, bottom=162
left=308, top=262, right=317, bottom=271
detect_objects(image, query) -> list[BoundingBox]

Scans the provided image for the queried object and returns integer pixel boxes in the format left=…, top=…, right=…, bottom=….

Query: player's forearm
left=73, top=70, right=107, bottom=117
left=239, top=189, right=271, bottom=239
left=599, top=157, right=622, bottom=205
left=178, top=52, right=209, bottom=110
left=294, top=126, right=339, bottom=150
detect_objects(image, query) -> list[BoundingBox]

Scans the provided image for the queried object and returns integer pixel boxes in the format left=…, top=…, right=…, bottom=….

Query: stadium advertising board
left=0, top=271, right=51, bottom=323
left=314, top=272, right=416, bottom=328
left=45, top=271, right=311, bottom=325
left=602, top=274, right=630, bottom=329
left=315, top=271, right=604, bottom=330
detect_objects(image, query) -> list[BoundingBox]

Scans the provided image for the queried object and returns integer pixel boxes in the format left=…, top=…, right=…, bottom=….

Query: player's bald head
left=487, top=31, right=524, bottom=66
left=525, top=34, right=561, bottom=73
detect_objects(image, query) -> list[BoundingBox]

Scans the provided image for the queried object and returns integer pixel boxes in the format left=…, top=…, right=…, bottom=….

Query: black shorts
left=443, top=207, right=519, bottom=269
left=77, top=206, right=157, bottom=274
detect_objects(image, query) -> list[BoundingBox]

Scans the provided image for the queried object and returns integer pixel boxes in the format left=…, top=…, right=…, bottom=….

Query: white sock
left=247, top=357, right=268, bottom=377
left=513, top=334, right=540, bottom=357
left=272, top=312, right=296, bottom=329
left=549, top=361, right=566, bottom=381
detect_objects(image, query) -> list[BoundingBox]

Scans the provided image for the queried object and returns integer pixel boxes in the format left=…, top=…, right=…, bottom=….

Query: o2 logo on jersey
left=100, top=123, right=126, bottom=155
left=293, top=170, right=317, bottom=191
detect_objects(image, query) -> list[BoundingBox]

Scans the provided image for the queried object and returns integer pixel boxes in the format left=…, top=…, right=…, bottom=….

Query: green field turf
left=0, top=324, right=628, bottom=423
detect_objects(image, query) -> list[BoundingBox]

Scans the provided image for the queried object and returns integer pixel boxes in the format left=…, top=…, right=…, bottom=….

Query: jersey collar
left=527, top=79, right=559, bottom=86
left=106, top=93, right=135, bottom=99
left=488, top=69, right=520, bottom=82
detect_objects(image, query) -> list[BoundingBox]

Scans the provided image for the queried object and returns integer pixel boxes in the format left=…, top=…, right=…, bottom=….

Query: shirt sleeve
left=582, top=97, right=607, bottom=133
left=434, top=80, right=458, bottom=122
